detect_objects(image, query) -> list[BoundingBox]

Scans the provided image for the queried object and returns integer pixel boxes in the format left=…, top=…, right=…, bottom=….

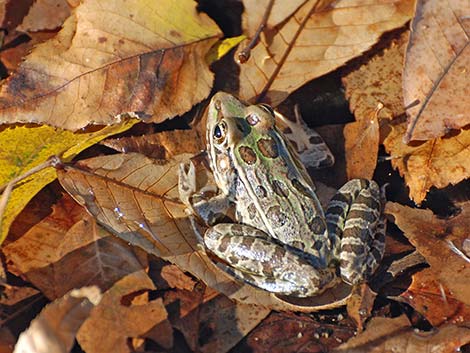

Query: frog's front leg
left=326, top=179, right=386, bottom=286
left=179, top=161, right=231, bottom=227
left=205, top=223, right=338, bottom=297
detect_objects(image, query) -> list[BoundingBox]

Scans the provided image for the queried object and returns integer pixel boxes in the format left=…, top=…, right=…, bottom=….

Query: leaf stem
left=257, top=0, right=322, bottom=103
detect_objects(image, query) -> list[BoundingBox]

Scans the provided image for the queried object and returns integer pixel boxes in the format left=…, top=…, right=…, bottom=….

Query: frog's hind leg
left=326, top=179, right=386, bottom=286
left=204, top=223, right=337, bottom=297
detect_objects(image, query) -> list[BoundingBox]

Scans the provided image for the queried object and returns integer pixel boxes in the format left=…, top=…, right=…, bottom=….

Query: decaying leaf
left=333, top=315, right=470, bottom=352
left=386, top=202, right=470, bottom=306
left=342, top=32, right=408, bottom=179
left=18, top=0, right=72, bottom=32
left=240, top=311, right=355, bottom=352
left=58, top=152, right=352, bottom=311
left=403, top=0, right=470, bottom=142
left=384, top=123, right=470, bottom=204
left=0, top=120, right=136, bottom=245
left=3, top=194, right=148, bottom=300
left=0, top=0, right=222, bottom=130
left=400, top=268, right=470, bottom=326
left=76, top=271, right=170, bottom=353
left=346, top=284, right=377, bottom=332
left=237, top=0, right=415, bottom=105
left=343, top=107, right=380, bottom=180
left=14, top=286, right=101, bottom=353
left=242, top=0, right=309, bottom=37
left=102, top=129, right=205, bottom=160
left=165, top=286, right=270, bottom=353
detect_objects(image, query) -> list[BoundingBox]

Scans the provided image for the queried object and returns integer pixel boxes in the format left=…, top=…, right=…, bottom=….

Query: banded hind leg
left=204, top=223, right=338, bottom=297
left=325, top=179, right=386, bottom=285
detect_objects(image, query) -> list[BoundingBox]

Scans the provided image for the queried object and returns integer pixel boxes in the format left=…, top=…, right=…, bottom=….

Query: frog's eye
left=258, top=103, right=275, bottom=117
left=213, top=121, right=227, bottom=144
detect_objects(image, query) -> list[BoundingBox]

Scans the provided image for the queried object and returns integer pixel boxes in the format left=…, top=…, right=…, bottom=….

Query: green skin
left=180, top=92, right=385, bottom=297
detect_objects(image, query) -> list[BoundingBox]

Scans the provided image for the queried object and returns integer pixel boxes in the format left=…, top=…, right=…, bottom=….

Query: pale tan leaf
left=18, top=0, right=72, bottom=31
left=3, top=195, right=147, bottom=300
left=333, top=315, right=470, bottom=353
left=404, top=0, right=470, bottom=141
left=14, top=286, right=101, bottom=353
left=343, top=33, right=408, bottom=119
left=386, top=202, right=470, bottom=306
left=0, top=0, right=221, bottom=130
left=237, top=0, right=415, bottom=105
left=58, top=152, right=352, bottom=311
left=76, top=271, right=169, bottom=353
left=383, top=122, right=470, bottom=204
left=242, top=0, right=308, bottom=37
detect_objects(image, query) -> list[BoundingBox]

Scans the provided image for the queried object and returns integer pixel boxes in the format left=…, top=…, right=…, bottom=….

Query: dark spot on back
left=291, top=179, right=314, bottom=198
left=257, top=138, right=279, bottom=158
left=266, top=205, right=287, bottom=227
left=98, top=37, right=107, bottom=43
left=308, top=216, right=327, bottom=235
left=255, top=185, right=267, bottom=198
left=238, top=146, right=257, bottom=165
left=247, top=203, right=257, bottom=219
left=272, top=179, right=289, bottom=198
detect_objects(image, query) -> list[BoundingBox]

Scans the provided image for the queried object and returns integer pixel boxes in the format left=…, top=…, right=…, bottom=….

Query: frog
left=179, top=92, right=386, bottom=297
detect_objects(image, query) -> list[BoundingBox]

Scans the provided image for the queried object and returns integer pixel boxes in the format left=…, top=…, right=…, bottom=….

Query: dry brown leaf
left=58, top=152, right=353, bottom=311
left=403, top=0, right=470, bottom=142
left=0, top=327, right=15, bottom=353
left=165, top=286, right=270, bottom=352
left=386, top=202, right=470, bottom=306
left=333, top=315, right=470, bottom=352
left=384, top=123, right=470, bottom=204
left=3, top=194, right=148, bottom=300
left=0, top=1, right=31, bottom=30
left=14, top=286, right=101, bottom=353
left=237, top=0, right=415, bottom=105
left=346, top=284, right=377, bottom=332
left=342, top=32, right=408, bottom=179
left=242, top=0, right=309, bottom=37
left=343, top=109, right=380, bottom=180
left=102, top=129, right=205, bottom=160
left=18, top=0, right=72, bottom=31
left=76, top=271, right=170, bottom=353
left=240, top=311, right=355, bottom=352
left=400, top=268, right=470, bottom=326
left=0, top=0, right=221, bottom=130
left=160, top=264, right=196, bottom=291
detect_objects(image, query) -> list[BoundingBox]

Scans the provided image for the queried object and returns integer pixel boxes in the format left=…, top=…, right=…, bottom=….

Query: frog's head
left=206, top=92, right=277, bottom=194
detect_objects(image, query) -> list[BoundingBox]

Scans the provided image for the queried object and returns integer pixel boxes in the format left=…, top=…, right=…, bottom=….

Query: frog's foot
left=205, top=223, right=337, bottom=297
left=274, top=110, right=334, bottom=169
left=325, top=179, right=386, bottom=285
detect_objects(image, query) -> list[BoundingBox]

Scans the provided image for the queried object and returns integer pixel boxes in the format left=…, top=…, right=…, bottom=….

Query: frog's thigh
left=326, top=179, right=385, bottom=285
left=205, top=223, right=336, bottom=297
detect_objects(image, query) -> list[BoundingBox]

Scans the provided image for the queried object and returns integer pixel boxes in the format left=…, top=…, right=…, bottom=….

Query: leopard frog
left=179, top=92, right=385, bottom=297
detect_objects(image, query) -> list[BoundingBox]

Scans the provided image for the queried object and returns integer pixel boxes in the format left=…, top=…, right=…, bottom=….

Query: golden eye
left=258, top=103, right=275, bottom=117
left=213, top=121, right=227, bottom=143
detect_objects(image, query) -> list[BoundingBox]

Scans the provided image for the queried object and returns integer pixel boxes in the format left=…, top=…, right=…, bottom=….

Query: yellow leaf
left=0, top=119, right=137, bottom=245
left=206, top=35, right=246, bottom=64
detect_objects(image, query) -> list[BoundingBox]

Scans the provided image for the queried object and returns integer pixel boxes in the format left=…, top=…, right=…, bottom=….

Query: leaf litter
left=1, top=0, right=470, bottom=352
